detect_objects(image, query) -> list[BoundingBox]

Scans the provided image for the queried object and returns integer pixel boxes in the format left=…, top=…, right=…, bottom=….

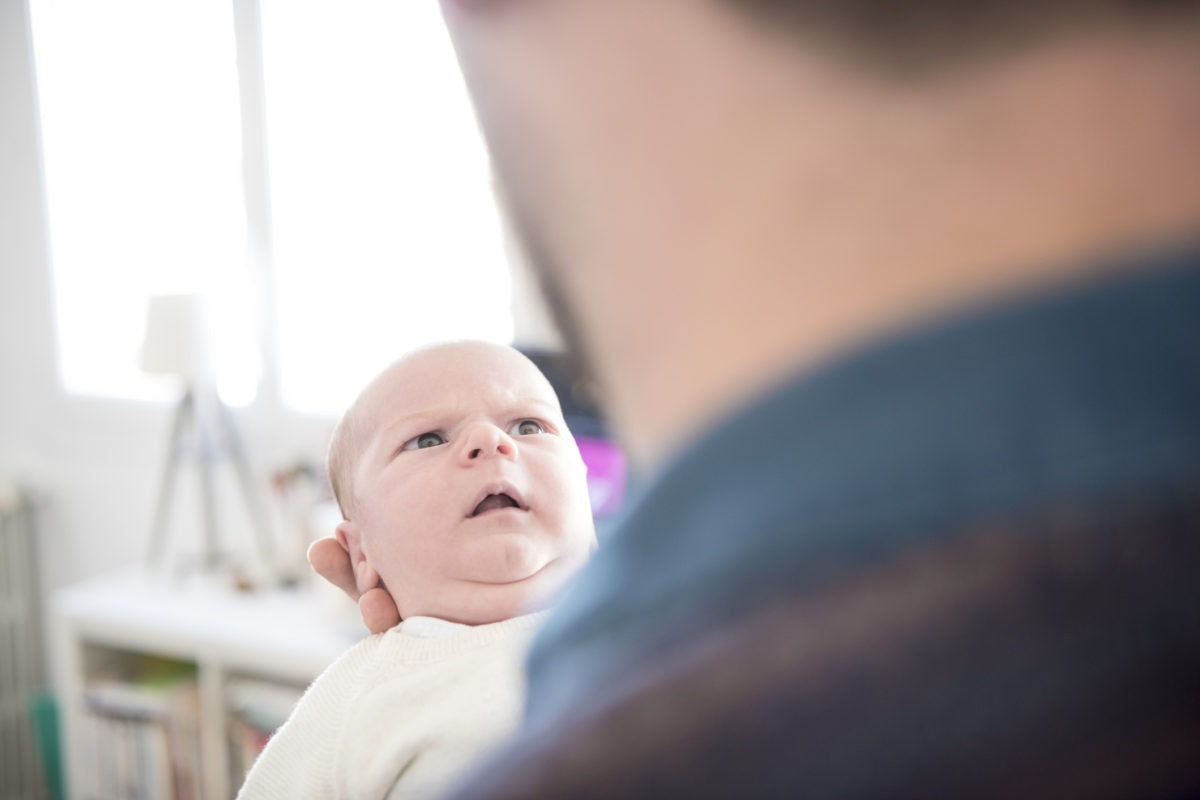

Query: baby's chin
left=456, top=531, right=560, bottom=586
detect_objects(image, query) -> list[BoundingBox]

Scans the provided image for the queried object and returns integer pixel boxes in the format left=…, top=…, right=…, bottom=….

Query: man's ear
left=335, top=520, right=381, bottom=596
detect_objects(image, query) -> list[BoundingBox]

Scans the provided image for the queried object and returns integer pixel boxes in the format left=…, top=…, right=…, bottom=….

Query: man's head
left=330, top=341, right=597, bottom=625
left=441, top=0, right=1200, bottom=469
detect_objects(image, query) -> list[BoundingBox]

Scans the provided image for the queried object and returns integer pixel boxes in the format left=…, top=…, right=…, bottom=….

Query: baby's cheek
left=393, top=482, right=446, bottom=536
left=550, top=466, right=592, bottom=521
left=368, top=533, right=439, bottom=599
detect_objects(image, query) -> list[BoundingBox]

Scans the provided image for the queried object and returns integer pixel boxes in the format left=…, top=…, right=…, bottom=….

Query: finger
left=307, top=537, right=360, bottom=601
left=359, top=586, right=402, bottom=634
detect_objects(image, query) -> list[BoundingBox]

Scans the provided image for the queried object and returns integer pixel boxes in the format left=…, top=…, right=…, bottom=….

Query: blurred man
left=314, top=1, right=1200, bottom=795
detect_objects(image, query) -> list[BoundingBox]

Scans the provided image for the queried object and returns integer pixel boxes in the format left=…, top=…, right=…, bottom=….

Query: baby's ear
left=335, top=520, right=381, bottom=597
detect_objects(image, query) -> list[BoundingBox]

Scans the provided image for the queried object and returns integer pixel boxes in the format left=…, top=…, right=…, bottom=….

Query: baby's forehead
left=363, top=344, right=561, bottom=420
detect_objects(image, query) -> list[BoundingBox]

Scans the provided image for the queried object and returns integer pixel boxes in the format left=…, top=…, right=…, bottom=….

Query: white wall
left=1, top=0, right=559, bottom=595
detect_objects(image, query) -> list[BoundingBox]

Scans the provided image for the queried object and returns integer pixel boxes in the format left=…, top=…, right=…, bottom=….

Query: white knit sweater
left=236, top=612, right=547, bottom=800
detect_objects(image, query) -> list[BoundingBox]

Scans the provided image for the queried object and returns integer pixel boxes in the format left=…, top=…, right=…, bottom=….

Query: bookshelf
left=53, top=569, right=363, bottom=800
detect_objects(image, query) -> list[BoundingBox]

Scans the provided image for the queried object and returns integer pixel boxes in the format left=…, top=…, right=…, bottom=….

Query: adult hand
left=307, top=537, right=401, bottom=634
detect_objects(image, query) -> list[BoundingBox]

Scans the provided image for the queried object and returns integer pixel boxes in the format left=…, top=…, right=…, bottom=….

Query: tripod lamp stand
left=140, top=294, right=274, bottom=576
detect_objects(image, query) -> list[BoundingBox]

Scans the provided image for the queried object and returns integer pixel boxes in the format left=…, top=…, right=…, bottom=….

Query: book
left=80, top=655, right=201, bottom=800
left=224, top=676, right=306, bottom=783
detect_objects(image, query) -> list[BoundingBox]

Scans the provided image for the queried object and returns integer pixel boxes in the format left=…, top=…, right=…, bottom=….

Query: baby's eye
left=402, top=431, right=447, bottom=451
left=509, top=419, right=544, bottom=436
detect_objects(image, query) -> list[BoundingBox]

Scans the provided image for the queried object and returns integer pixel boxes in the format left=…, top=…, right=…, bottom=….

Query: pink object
left=576, top=436, right=627, bottom=518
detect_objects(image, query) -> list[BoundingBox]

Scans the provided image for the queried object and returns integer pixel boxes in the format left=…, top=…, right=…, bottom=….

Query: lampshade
left=140, top=293, right=216, bottom=384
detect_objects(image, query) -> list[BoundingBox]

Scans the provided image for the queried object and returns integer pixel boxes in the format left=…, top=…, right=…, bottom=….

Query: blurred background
left=0, top=2, right=622, bottom=798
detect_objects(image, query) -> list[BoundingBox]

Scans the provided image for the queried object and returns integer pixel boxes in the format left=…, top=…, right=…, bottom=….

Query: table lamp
left=140, top=294, right=274, bottom=577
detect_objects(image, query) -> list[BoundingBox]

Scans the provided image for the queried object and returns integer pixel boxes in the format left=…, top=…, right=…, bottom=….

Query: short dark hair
left=722, top=0, right=1200, bottom=71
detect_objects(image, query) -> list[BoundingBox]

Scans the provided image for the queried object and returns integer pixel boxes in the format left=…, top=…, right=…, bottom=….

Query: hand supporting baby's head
left=328, top=341, right=597, bottom=626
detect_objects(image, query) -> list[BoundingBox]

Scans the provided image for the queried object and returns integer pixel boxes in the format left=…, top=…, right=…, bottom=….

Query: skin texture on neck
left=442, top=0, right=1200, bottom=470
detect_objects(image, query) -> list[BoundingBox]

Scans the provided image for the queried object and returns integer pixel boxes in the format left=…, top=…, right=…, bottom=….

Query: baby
left=237, top=341, right=597, bottom=800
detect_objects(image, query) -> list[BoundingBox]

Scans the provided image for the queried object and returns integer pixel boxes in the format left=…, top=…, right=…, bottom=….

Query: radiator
left=0, top=484, right=50, bottom=800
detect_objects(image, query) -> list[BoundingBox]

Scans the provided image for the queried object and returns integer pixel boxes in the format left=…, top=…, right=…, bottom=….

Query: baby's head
left=328, top=341, right=597, bottom=625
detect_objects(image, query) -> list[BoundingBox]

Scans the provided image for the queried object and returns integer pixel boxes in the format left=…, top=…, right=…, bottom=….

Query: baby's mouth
left=468, top=482, right=528, bottom=517
left=471, top=493, right=520, bottom=517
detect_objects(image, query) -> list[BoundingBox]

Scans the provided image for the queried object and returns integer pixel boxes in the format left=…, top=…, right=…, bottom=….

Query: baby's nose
left=461, top=423, right=518, bottom=462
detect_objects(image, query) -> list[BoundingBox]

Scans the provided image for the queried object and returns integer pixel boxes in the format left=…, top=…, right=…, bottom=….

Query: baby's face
left=342, top=342, right=596, bottom=625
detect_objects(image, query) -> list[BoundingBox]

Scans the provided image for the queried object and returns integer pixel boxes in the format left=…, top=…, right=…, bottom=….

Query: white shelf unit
left=53, top=569, right=362, bottom=800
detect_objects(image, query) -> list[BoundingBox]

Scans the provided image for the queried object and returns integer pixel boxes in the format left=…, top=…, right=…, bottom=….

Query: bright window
left=29, top=0, right=258, bottom=404
left=30, top=0, right=514, bottom=414
left=260, top=0, right=513, bottom=415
